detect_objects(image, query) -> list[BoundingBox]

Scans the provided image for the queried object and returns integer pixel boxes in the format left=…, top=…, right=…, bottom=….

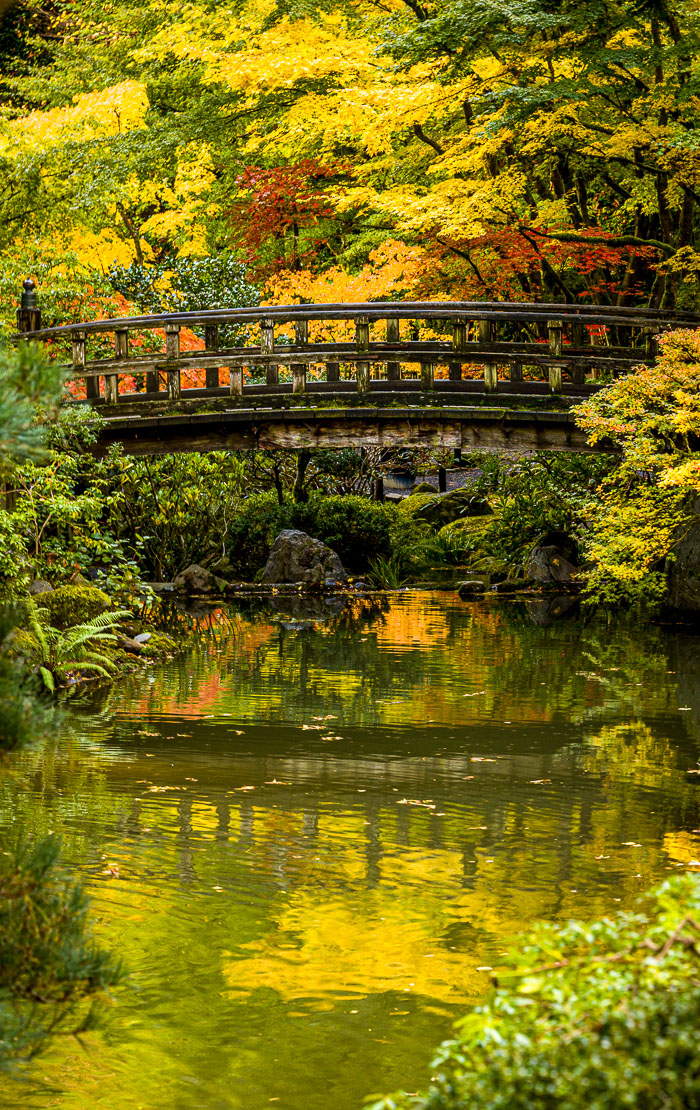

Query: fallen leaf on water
left=235, top=785, right=256, bottom=791
left=301, top=724, right=323, bottom=731
left=529, top=779, right=551, bottom=784
left=145, top=785, right=183, bottom=793
left=471, top=757, right=497, bottom=763
left=185, top=777, right=198, bottom=782
left=623, top=841, right=642, bottom=847
left=264, top=779, right=291, bottom=785
left=138, top=730, right=159, bottom=737
left=467, top=825, right=488, bottom=830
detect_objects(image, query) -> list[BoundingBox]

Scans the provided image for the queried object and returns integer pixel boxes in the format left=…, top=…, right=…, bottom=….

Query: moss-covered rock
left=139, top=630, right=179, bottom=659
left=39, top=585, right=111, bottom=630
left=410, top=481, right=438, bottom=494
left=407, top=488, right=493, bottom=529
left=438, top=517, right=494, bottom=542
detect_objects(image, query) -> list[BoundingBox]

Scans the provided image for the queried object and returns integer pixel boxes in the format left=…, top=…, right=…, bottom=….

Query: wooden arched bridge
left=17, top=293, right=699, bottom=455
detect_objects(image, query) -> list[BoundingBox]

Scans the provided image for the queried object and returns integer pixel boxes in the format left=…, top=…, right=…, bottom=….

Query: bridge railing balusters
left=230, top=366, right=243, bottom=399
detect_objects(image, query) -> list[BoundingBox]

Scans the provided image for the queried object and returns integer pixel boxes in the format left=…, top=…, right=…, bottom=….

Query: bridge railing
left=16, top=294, right=699, bottom=405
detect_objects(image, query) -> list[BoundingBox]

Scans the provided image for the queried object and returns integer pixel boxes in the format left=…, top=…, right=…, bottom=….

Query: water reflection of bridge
left=20, top=296, right=699, bottom=454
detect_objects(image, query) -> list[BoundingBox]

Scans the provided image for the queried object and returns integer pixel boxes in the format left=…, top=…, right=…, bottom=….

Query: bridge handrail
left=16, top=298, right=700, bottom=341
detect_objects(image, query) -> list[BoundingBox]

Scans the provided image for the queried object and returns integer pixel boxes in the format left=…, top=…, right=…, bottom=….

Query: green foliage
left=225, top=491, right=292, bottom=580
left=367, top=553, right=409, bottom=589
left=291, top=495, right=394, bottom=571
left=39, top=584, right=110, bottom=630
left=371, top=873, right=700, bottom=1110
left=575, top=331, right=700, bottom=607
left=0, top=834, right=122, bottom=1070
left=24, top=601, right=131, bottom=693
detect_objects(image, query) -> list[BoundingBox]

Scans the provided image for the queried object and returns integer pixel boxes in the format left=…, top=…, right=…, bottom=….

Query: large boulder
left=526, top=545, right=577, bottom=585
left=526, top=532, right=579, bottom=586
left=173, top=564, right=224, bottom=595
left=263, top=530, right=346, bottom=585
left=666, top=514, right=700, bottom=613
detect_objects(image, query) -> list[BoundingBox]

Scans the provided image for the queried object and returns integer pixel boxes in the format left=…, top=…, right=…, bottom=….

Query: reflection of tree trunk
left=238, top=798, right=255, bottom=847
left=364, top=797, right=382, bottom=887
left=461, top=842, right=477, bottom=889
left=177, top=795, right=197, bottom=886
left=216, top=799, right=230, bottom=841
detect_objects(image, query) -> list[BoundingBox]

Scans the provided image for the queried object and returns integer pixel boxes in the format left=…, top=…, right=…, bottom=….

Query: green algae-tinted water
left=2, top=591, right=700, bottom=1109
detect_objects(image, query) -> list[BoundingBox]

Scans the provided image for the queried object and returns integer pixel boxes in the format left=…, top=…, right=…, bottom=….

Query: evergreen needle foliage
left=0, top=835, right=122, bottom=1070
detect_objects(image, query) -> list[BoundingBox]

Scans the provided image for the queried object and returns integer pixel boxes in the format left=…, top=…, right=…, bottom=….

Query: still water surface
left=2, top=591, right=700, bottom=1109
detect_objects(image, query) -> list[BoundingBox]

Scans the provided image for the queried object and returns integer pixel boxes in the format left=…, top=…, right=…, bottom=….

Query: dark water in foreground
left=2, top=591, right=700, bottom=1110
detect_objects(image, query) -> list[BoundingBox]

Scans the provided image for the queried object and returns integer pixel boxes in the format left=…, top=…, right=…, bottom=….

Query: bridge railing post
left=547, top=319, right=563, bottom=393
left=326, top=360, right=340, bottom=382
left=294, top=318, right=309, bottom=394
left=205, top=324, right=220, bottom=389
left=17, top=279, right=41, bottom=335
left=355, top=314, right=370, bottom=393
left=386, top=318, right=400, bottom=381
left=450, top=319, right=466, bottom=381
left=570, top=319, right=586, bottom=385
left=108, top=329, right=128, bottom=405
left=479, top=319, right=498, bottom=392
left=645, top=328, right=659, bottom=359
left=261, top=318, right=277, bottom=385
left=72, top=330, right=97, bottom=400
left=165, top=322, right=181, bottom=400
left=230, top=366, right=243, bottom=399
left=421, top=361, right=435, bottom=390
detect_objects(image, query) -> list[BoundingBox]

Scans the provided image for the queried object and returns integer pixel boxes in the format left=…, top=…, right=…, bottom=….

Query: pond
left=2, top=591, right=700, bottom=1110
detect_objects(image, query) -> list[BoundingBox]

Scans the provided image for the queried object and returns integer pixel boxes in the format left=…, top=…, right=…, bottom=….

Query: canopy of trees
left=1, top=0, right=700, bottom=322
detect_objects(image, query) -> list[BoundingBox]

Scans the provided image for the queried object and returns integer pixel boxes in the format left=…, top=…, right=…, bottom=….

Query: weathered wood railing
left=16, top=293, right=700, bottom=406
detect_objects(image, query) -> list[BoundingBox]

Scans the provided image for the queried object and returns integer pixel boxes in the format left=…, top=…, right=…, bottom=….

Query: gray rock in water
left=173, top=564, right=223, bottom=595
left=133, top=632, right=152, bottom=644
left=29, top=579, right=53, bottom=596
left=667, top=512, right=700, bottom=613
left=120, top=636, right=143, bottom=655
left=526, top=545, right=577, bottom=584
left=263, top=530, right=346, bottom=585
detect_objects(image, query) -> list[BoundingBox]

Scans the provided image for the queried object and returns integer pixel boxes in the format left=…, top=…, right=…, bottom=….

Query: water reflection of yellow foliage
left=663, top=831, right=700, bottom=867
left=223, top=886, right=488, bottom=1008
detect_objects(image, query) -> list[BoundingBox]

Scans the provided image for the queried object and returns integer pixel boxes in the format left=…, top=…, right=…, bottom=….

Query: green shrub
left=291, top=495, right=394, bottom=571
left=370, top=873, right=700, bottom=1110
left=225, top=491, right=291, bottom=579
left=40, top=585, right=110, bottom=630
